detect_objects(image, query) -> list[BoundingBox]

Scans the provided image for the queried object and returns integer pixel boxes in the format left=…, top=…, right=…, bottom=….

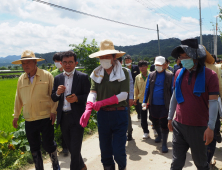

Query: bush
left=0, top=115, right=33, bottom=169
left=70, top=38, right=100, bottom=76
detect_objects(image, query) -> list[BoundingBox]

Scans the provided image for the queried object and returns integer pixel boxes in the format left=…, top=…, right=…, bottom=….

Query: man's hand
left=129, top=99, right=133, bottom=107
left=133, top=100, right=137, bottom=105
left=203, top=127, right=214, bottom=145
left=12, top=118, right=19, bottom=128
left=50, top=113, right=56, bottom=125
left=66, top=94, right=78, bottom=103
left=168, top=120, right=173, bottom=132
left=56, top=85, right=66, bottom=95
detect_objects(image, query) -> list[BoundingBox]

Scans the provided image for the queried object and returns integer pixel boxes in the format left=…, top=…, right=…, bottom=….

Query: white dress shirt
left=62, top=69, right=75, bottom=111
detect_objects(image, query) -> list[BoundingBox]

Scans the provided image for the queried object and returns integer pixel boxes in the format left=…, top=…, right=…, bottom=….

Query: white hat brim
left=89, top=50, right=125, bottom=58
left=11, top=58, right=45, bottom=64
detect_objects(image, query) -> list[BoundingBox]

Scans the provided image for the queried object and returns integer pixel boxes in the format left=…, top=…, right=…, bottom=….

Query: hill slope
left=1, top=35, right=221, bottom=67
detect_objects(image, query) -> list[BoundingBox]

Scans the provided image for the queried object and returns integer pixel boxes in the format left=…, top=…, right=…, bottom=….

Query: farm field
left=0, top=72, right=23, bottom=75
left=0, top=78, right=18, bottom=132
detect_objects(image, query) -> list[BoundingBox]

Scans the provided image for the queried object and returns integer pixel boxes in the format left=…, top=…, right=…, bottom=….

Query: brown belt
left=101, top=107, right=126, bottom=111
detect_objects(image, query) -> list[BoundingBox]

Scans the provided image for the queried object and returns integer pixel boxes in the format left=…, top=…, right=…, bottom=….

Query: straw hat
left=202, top=46, right=215, bottom=64
left=89, top=39, right=125, bottom=58
left=11, top=50, right=45, bottom=64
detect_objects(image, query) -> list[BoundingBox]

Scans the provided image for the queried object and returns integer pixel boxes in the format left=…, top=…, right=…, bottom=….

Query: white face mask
left=63, top=68, right=75, bottom=75
left=125, top=63, right=132, bottom=66
left=155, top=65, right=163, bottom=72
left=54, top=62, right=62, bottom=69
left=100, top=59, right=112, bottom=69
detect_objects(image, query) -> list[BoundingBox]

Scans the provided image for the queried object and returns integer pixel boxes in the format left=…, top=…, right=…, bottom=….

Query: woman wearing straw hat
left=80, top=40, right=129, bottom=170
left=12, top=50, right=60, bottom=170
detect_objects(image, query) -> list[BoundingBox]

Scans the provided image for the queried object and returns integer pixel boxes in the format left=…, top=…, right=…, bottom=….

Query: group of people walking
left=12, top=38, right=221, bottom=170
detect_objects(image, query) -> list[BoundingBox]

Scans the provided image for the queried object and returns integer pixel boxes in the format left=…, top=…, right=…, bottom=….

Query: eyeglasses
left=62, top=61, right=74, bottom=65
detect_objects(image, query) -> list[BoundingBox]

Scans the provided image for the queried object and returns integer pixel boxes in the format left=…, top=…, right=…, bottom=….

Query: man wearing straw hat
left=80, top=40, right=129, bottom=170
left=168, top=38, right=219, bottom=170
left=12, top=50, right=60, bottom=170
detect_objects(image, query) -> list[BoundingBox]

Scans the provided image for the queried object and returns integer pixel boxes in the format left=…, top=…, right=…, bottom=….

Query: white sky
left=0, top=0, right=221, bottom=57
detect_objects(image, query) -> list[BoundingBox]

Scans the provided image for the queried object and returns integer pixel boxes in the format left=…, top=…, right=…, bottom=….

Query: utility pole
left=199, top=0, right=203, bottom=45
left=214, top=15, right=221, bottom=57
left=157, top=24, right=161, bottom=56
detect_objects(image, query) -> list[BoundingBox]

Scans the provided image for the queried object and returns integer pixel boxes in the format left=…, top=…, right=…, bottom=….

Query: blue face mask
left=181, top=59, right=194, bottom=70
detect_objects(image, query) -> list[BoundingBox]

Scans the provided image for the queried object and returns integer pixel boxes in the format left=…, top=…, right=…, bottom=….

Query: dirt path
left=29, top=113, right=222, bottom=170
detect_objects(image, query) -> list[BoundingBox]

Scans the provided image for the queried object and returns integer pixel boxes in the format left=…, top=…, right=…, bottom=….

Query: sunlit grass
left=0, top=78, right=18, bottom=132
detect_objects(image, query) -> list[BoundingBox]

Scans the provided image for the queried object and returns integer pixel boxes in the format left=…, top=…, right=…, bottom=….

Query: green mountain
left=115, top=34, right=222, bottom=60
left=1, top=35, right=221, bottom=67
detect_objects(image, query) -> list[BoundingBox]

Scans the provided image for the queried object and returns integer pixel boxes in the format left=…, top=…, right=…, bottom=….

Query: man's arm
left=167, top=90, right=177, bottom=131
left=51, top=76, right=61, bottom=102
left=13, top=79, right=23, bottom=128
left=204, top=95, right=218, bottom=145
left=128, top=69, right=134, bottom=100
left=134, top=77, right=139, bottom=102
left=143, top=74, right=150, bottom=104
left=48, top=73, right=58, bottom=114
left=75, top=74, right=91, bottom=104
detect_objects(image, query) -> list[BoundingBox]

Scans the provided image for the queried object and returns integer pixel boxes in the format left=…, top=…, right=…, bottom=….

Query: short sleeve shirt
left=51, top=69, right=62, bottom=78
left=173, top=68, right=219, bottom=126
left=91, top=68, right=129, bottom=108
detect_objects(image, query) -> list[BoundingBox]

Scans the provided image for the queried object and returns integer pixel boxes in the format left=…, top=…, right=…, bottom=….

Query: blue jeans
left=97, top=108, right=128, bottom=168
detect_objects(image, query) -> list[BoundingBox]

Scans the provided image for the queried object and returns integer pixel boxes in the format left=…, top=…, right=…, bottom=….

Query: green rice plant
left=0, top=78, right=18, bottom=132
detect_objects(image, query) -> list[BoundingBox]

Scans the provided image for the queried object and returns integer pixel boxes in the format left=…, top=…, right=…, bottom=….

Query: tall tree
left=70, top=38, right=100, bottom=76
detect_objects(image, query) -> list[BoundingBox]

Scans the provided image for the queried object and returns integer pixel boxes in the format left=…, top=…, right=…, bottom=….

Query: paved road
left=29, top=113, right=222, bottom=170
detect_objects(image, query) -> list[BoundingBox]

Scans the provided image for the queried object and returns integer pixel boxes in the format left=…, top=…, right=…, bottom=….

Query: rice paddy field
left=0, top=78, right=18, bottom=132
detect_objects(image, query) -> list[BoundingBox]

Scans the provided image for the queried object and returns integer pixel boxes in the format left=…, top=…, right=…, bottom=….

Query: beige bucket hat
left=11, top=50, right=45, bottom=64
left=89, top=39, right=125, bottom=58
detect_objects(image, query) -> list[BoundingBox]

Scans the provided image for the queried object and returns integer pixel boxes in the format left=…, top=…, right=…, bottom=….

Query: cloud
left=0, top=0, right=220, bottom=57
left=181, top=17, right=199, bottom=24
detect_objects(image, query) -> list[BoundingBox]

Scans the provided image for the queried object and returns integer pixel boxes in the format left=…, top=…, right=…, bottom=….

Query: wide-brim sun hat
left=154, top=56, right=166, bottom=65
left=202, top=45, right=215, bottom=64
left=12, top=50, right=45, bottom=64
left=89, top=39, right=125, bottom=58
left=171, top=38, right=206, bottom=59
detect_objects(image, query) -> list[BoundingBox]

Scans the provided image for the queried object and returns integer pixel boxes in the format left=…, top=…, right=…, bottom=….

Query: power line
left=135, top=0, right=194, bottom=32
left=32, top=0, right=157, bottom=31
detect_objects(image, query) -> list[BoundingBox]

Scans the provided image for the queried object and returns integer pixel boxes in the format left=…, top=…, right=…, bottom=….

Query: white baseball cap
left=154, top=56, right=166, bottom=65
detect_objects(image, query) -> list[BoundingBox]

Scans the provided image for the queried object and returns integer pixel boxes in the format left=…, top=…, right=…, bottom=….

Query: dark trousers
left=171, top=120, right=209, bottom=170
left=25, top=118, right=57, bottom=153
left=60, top=127, right=67, bottom=150
left=139, top=103, right=149, bottom=133
left=97, top=108, right=128, bottom=168
left=207, top=113, right=221, bottom=163
left=127, top=98, right=133, bottom=135
left=61, top=112, right=84, bottom=170
left=135, top=100, right=140, bottom=118
left=149, top=116, right=168, bottom=130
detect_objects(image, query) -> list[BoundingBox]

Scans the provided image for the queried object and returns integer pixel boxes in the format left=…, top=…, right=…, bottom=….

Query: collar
left=24, top=67, right=40, bottom=79
left=63, top=68, right=75, bottom=77
left=140, top=71, right=148, bottom=78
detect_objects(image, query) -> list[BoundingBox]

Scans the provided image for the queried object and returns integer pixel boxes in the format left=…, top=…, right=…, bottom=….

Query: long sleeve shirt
left=134, top=71, right=149, bottom=103
left=124, top=67, right=134, bottom=99
left=14, top=68, right=58, bottom=121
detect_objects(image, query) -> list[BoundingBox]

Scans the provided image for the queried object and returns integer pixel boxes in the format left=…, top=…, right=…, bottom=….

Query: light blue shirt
left=124, top=67, right=134, bottom=99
